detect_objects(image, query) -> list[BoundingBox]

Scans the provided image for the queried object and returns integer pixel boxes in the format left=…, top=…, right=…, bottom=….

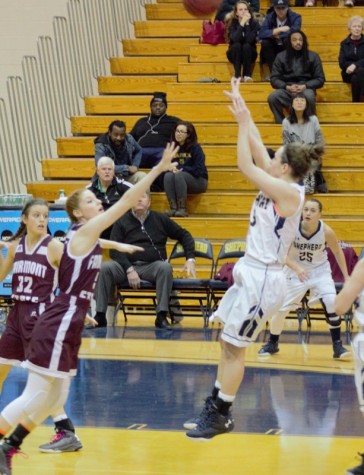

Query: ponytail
left=283, top=143, right=325, bottom=180
left=66, top=189, right=87, bottom=224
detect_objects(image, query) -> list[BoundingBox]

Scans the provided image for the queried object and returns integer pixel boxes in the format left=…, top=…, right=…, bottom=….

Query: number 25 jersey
left=289, top=219, right=328, bottom=269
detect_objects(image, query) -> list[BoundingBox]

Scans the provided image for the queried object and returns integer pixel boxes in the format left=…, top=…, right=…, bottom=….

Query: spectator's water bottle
left=56, top=189, right=67, bottom=205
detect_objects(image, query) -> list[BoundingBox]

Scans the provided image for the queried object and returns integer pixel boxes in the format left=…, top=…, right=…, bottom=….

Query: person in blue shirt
left=258, top=0, right=302, bottom=78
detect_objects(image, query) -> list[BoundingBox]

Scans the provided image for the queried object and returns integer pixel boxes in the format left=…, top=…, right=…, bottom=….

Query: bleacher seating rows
left=27, top=0, right=364, bottom=273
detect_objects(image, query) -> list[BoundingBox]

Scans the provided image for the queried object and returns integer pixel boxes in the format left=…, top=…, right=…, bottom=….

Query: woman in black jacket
left=225, top=1, right=260, bottom=81
left=164, top=121, right=208, bottom=217
left=339, top=16, right=364, bottom=102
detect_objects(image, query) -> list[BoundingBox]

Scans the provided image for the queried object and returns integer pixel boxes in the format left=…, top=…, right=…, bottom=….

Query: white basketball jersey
left=245, top=182, right=304, bottom=266
left=289, top=220, right=328, bottom=269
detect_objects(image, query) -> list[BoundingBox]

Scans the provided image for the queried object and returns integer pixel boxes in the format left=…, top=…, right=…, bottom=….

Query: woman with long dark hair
left=0, top=199, right=87, bottom=453
left=164, top=121, right=208, bottom=217
left=282, top=92, right=327, bottom=193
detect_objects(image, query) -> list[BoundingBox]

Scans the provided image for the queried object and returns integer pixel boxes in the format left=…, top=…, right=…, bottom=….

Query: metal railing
left=0, top=0, right=154, bottom=194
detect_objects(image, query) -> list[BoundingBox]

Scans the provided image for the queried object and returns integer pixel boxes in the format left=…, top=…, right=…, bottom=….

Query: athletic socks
left=211, top=385, right=220, bottom=400
left=215, top=396, right=233, bottom=417
left=5, top=423, right=30, bottom=448
left=269, top=333, right=280, bottom=343
left=330, top=327, right=341, bottom=343
left=54, top=417, right=75, bottom=434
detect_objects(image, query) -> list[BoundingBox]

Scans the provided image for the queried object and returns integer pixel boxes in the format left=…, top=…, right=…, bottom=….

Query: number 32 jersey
left=12, top=235, right=58, bottom=304
left=289, top=220, right=328, bottom=269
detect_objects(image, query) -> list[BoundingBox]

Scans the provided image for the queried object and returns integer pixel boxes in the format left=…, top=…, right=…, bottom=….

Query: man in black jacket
left=130, top=92, right=180, bottom=170
left=268, top=29, right=325, bottom=123
left=92, top=192, right=196, bottom=330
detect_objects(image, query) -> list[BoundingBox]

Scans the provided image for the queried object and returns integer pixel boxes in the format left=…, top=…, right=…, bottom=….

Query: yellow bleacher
left=26, top=0, right=364, bottom=262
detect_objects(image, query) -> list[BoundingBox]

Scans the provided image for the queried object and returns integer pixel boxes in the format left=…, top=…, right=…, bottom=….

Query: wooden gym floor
left=0, top=315, right=362, bottom=475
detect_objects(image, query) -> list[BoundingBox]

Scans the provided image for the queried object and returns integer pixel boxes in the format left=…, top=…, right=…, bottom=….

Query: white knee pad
left=352, top=333, right=364, bottom=410
left=49, top=378, right=71, bottom=419
left=1, top=372, right=53, bottom=426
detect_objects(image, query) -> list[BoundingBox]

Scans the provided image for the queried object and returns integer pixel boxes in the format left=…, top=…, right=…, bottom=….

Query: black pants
left=259, top=39, right=286, bottom=72
left=342, top=67, right=364, bottom=102
left=226, top=43, right=257, bottom=78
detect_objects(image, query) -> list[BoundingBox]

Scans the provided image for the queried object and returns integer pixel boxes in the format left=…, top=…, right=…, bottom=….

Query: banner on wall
left=0, top=207, right=70, bottom=297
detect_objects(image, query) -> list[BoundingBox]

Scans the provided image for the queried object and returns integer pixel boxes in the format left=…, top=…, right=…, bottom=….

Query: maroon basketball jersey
left=58, top=224, right=102, bottom=305
left=12, top=235, right=58, bottom=304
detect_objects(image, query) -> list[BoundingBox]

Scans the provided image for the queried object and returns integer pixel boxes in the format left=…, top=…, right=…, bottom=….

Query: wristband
left=126, top=267, right=135, bottom=274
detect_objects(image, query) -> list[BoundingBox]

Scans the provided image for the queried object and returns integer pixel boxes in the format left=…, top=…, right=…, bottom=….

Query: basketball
left=183, top=0, right=223, bottom=17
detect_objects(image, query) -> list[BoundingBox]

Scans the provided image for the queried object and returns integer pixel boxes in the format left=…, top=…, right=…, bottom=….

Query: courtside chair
left=114, top=279, right=157, bottom=324
left=209, top=238, right=246, bottom=317
left=168, top=238, right=214, bottom=327
left=114, top=238, right=214, bottom=326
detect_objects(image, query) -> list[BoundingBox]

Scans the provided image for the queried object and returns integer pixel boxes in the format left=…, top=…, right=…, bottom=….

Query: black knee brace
left=324, top=311, right=341, bottom=328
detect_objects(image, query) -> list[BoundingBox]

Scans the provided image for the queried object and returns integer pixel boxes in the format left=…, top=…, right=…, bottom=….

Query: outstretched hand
left=113, top=243, right=144, bottom=254
left=157, top=142, right=180, bottom=172
left=85, top=314, right=98, bottom=327
left=224, top=76, right=241, bottom=99
left=224, top=77, right=250, bottom=125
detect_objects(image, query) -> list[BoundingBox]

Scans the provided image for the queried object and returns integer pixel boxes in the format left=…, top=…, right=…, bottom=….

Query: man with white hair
left=87, top=156, right=133, bottom=239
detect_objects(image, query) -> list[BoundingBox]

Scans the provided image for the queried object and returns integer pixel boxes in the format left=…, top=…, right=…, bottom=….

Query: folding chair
left=209, top=238, right=246, bottom=315
left=169, top=238, right=214, bottom=327
left=115, top=238, right=214, bottom=326
left=115, top=280, right=158, bottom=324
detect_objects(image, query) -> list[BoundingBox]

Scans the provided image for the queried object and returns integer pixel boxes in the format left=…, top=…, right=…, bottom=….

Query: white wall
left=0, top=0, right=143, bottom=194
left=0, top=0, right=68, bottom=98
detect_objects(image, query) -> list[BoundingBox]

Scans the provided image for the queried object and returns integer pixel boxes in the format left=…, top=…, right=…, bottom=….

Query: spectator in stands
left=92, top=191, right=196, bottom=330
left=215, top=0, right=260, bottom=20
left=130, top=92, right=180, bottom=169
left=164, top=121, right=208, bottom=218
left=268, top=30, right=325, bottom=123
left=258, top=0, right=302, bottom=80
left=339, top=16, right=364, bottom=103
left=225, top=1, right=260, bottom=81
left=130, top=92, right=180, bottom=191
left=282, top=93, right=327, bottom=193
left=94, top=120, right=146, bottom=184
left=258, top=198, right=351, bottom=360
left=87, top=156, right=133, bottom=239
